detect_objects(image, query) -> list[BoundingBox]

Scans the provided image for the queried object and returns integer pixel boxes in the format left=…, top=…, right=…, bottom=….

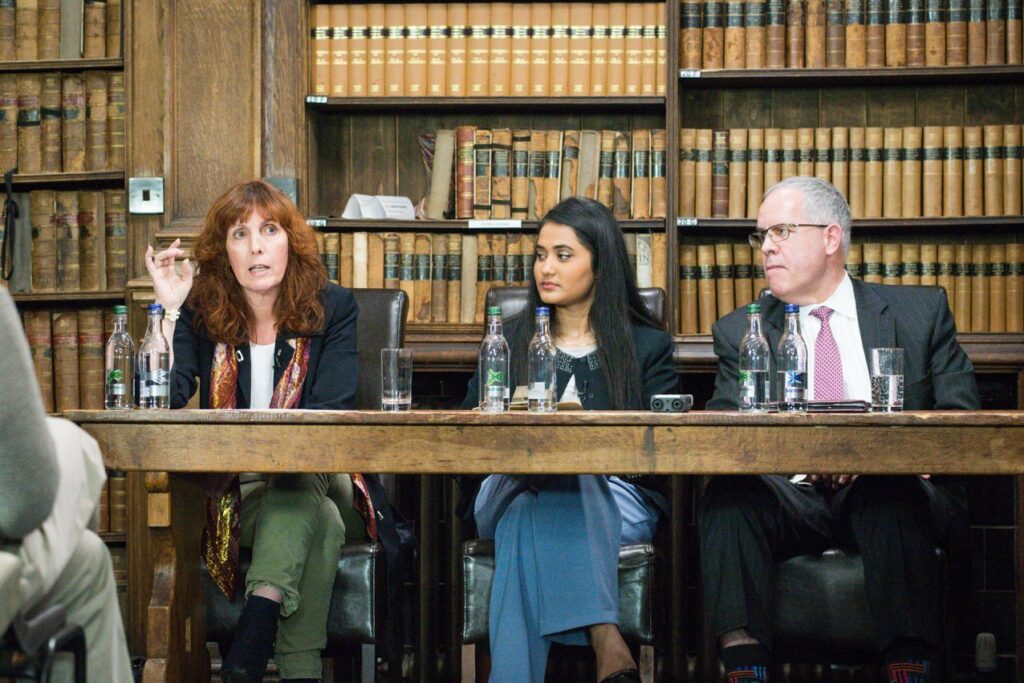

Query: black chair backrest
left=351, top=289, right=408, bottom=410
left=484, top=286, right=666, bottom=324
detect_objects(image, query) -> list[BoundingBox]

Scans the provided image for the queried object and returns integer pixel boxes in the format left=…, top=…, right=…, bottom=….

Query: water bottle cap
left=747, top=303, right=760, bottom=313
left=113, top=305, right=127, bottom=314
left=535, top=306, right=550, bottom=316
left=148, top=303, right=164, bottom=314
left=784, top=303, right=799, bottom=313
left=486, top=306, right=502, bottom=316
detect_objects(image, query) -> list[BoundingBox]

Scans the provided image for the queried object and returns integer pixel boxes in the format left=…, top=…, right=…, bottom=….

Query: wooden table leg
left=142, top=472, right=210, bottom=682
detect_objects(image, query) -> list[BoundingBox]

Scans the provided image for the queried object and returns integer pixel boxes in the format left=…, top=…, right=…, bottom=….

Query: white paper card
left=342, top=194, right=416, bottom=220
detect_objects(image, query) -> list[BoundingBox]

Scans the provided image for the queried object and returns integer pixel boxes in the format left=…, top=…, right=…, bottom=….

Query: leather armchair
left=204, top=288, right=407, bottom=683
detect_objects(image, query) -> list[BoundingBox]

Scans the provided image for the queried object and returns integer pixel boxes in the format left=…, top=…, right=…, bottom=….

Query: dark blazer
left=707, top=278, right=979, bottom=411
left=170, top=283, right=359, bottom=410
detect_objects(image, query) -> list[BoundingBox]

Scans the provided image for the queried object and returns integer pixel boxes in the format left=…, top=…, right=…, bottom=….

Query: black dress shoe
left=601, top=669, right=641, bottom=683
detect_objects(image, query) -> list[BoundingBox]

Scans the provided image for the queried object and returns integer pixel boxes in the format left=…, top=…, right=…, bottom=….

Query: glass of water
left=381, top=348, right=413, bottom=411
left=870, top=347, right=904, bottom=412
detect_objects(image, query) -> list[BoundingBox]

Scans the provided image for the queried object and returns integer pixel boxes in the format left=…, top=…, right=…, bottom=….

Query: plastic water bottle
left=527, top=306, right=557, bottom=412
left=104, top=305, right=135, bottom=410
left=776, top=303, right=808, bottom=413
left=137, top=304, right=170, bottom=409
left=478, top=306, right=510, bottom=412
left=739, top=303, right=770, bottom=413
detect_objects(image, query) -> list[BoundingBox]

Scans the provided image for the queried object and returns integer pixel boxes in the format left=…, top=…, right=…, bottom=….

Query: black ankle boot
left=220, top=595, right=281, bottom=682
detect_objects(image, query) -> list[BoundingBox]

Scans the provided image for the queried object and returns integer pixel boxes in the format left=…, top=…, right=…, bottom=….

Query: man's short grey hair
left=762, top=177, right=852, bottom=254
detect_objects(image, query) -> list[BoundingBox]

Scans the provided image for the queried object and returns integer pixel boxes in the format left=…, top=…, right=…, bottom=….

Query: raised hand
left=144, top=238, right=194, bottom=312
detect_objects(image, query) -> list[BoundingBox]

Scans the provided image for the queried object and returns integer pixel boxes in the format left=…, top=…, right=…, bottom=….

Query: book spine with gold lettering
left=0, top=75, right=16, bottom=172
left=15, top=0, right=38, bottom=60
left=827, top=0, right=846, bottom=65
left=901, top=243, right=921, bottom=285
left=697, top=244, right=717, bottom=333
left=38, top=72, right=61, bottom=173
left=682, top=0, right=705, bottom=68
left=474, top=234, right=491, bottom=323
left=550, top=3, right=571, bottom=96
left=578, top=129, right=601, bottom=200
left=797, top=127, right=815, bottom=177
left=846, top=0, right=867, bottom=65
left=988, top=0, right=1007, bottom=63
left=695, top=129, right=714, bottom=217
left=920, top=242, right=938, bottom=286
left=108, top=472, right=126, bottom=533
left=544, top=129, right=564, bottom=215
left=506, top=232, right=522, bottom=286
left=925, top=0, right=946, bottom=63
left=511, top=130, right=531, bottom=218
left=17, top=74, right=42, bottom=174
left=846, top=243, right=863, bottom=279
left=53, top=311, right=79, bottom=412
left=983, top=124, right=1004, bottom=215
left=967, top=0, right=987, bottom=64
left=652, top=231, right=666, bottom=290
left=368, top=233, right=385, bottom=288
left=1009, top=0, right=1023, bottom=62
left=522, top=232, right=536, bottom=285
left=623, top=2, right=643, bottom=93
left=0, top=1, right=14, bottom=61
left=531, top=3, right=552, bottom=95
left=704, top=0, right=726, bottom=68
left=728, top=128, right=747, bottom=218
left=747, top=128, right=765, bottom=218
left=922, top=126, right=943, bottom=216
left=645, top=2, right=661, bottom=94
left=806, top=0, right=827, bottom=66
left=990, top=243, right=1006, bottom=331
left=560, top=129, right=580, bottom=200
left=612, top=131, right=630, bottom=219
left=786, top=0, right=806, bottom=66
left=781, top=128, right=798, bottom=179
left=348, top=4, right=369, bottom=96
left=847, top=127, right=866, bottom=217
left=906, top=0, right=926, bottom=63
left=715, top=243, right=735, bottom=318
left=340, top=233, right=354, bottom=288
left=831, top=126, right=849, bottom=200
left=590, top=3, right=610, bottom=94
left=398, top=233, right=415, bottom=319
left=866, top=0, right=886, bottom=65
left=467, top=3, right=490, bottom=96
left=330, top=5, right=350, bottom=98
left=679, top=128, right=697, bottom=217
left=569, top=2, right=592, bottom=95
left=747, top=0, right=768, bottom=66
left=901, top=126, right=922, bottom=217
left=862, top=242, right=883, bottom=283
left=405, top=4, right=428, bottom=96
left=83, top=0, right=105, bottom=58
left=510, top=4, right=530, bottom=96
left=631, top=129, right=651, bottom=219
left=103, top=190, right=125, bottom=289
left=311, top=4, right=331, bottom=95
left=107, top=72, right=125, bottom=171
left=971, top=243, right=989, bottom=331
left=551, top=129, right=570, bottom=215
left=78, top=191, right=104, bottom=291
left=447, top=233, right=462, bottom=322
left=446, top=3, right=467, bottom=96
left=651, top=128, right=667, bottom=218
left=430, top=234, right=448, bottom=322
left=885, top=0, right=908, bottom=66
left=712, top=130, right=730, bottom=218
left=725, top=0, right=747, bottom=67
left=24, top=310, right=54, bottom=412
left=427, top=4, right=447, bottom=97
left=367, top=4, right=387, bottom=96
left=106, top=0, right=121, bottom=57
left=31, top=190, right=56, bottom=292
left=455, top=125, right=476, bottom=219
left=814, top=127, right=831, bottom=183
left=963, top=126, right=983, bottom=216
left=1006, top=242, right=1023, bottom=331
left=1004, top=125, right=1022, bottom=214
left=766, top=0, right=787, bottom=66
left=937, top=243, right=955, bottom=309
left=863, top=127, right=884, bottom=218
left=384, top=4, right=405, bottom=96
left=734, top=243, right=753, bottom=307
left=85, top=72, right=108, bottom=171
left=77, top=308, right=104, bottom=409
left=946, top=0, right=968, bottom=63
left=954, top=243, right=972, bottom=330
left=882, top=128, right=903, bottom=218
left=489, top=3, right=512, bottom=96
left=764, top=127, right=783, bottom=192
left=882, top=242, right=902, bottom=285
left=491, top=128, right=513, bottom=219
left=352, top=232, right=368, bottom=290
left=679, top=244, right=698, bottom=334
left=473, top=128, right=493, bottom=219
left=943, top=126, right=964, bottom=216
left=383, top=233, right=400, bottom=290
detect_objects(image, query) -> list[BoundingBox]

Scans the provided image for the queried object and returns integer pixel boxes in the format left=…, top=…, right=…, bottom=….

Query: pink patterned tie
left=811, top=306, right=845, bottom=400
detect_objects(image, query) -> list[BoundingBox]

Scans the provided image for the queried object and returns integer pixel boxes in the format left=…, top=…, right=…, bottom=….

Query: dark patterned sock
left=720, top=643, right=770, bottom=682
left=884, top=638, right=934, bottom=683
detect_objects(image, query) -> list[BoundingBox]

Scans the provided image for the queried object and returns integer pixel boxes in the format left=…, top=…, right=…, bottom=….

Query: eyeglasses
left=747, top=223, right=832, bottom=249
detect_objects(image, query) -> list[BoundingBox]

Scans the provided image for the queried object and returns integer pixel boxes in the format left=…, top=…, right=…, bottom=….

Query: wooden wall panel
left=820, top=88, right=868, bottom=127
left=723, top=89, right=773, bottom=129
left=263, top=0, right=307, bottom=208
left=770, top=89, right=819, bottom=128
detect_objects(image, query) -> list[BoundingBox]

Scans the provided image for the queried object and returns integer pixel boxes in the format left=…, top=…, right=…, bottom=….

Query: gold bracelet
left=164, top=307, right=181, bottom=322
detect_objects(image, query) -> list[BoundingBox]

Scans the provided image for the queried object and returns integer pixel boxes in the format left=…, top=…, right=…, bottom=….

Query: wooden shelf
left=677, top=216, right=1024, bottom=231
left=0, top=57, right=124, bottom=73
left=679, top=65, right=1024, bottom=87
left=4, top=171, right=125, bottom=187
left=99, top=532, right=126, bottom=544
left=309, top=218, right=667, bottom=232
left=306, top=95, right=666, bottom=111
left=12, top=290, right=125, bottom=305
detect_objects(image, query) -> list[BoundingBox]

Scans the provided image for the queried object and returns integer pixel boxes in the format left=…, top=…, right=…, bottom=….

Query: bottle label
left=141, top=369, right=170, bottom=397
left=782, top=371, right=807, bottom=398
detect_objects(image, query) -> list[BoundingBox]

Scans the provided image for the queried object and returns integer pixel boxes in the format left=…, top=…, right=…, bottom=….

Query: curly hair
left=187, top=180, right=327, bottom=345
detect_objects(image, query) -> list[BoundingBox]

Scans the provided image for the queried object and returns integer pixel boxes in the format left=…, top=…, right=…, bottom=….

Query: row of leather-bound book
left=679, top=240, right=1024, bottom=333
left=678, top=124, right=1024, bottom=219
left=680, top=0, right=1023, bottom=69
left=95, top=472, right=127, bottom=534
left=0, top=0, right=122, bottom=61
left=0, top=72, right=125, bottom=174
left=315, top=230, right=669, bottom=324
left=0, top=190, right=128, bottom=294
left=424, top=128, right=668, bottom=222
left=309, top=2, right=667, bottom=97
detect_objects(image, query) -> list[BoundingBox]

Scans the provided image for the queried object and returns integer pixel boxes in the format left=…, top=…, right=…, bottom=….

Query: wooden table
left=67, top=410, right=1024, bottom=682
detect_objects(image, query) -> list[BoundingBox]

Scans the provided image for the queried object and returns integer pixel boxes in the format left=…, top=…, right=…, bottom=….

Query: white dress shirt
left=797, top=273, right=871, bottom=402
left=249, top=342, right=276, bottom=409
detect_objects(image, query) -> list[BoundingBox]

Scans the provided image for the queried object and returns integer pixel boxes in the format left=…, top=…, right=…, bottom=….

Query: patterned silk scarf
left=203, top=338, right=311, bottom=600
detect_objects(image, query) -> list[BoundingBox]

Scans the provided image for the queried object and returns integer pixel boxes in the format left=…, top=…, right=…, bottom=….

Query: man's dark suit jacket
left=707, top=278, right=980, bottom=411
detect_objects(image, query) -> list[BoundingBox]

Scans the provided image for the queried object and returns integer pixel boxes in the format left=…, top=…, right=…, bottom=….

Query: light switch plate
left=128, top=177, right=165, bottom=214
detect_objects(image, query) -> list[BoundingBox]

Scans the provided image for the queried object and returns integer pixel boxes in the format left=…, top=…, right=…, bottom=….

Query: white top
left=556, top=343, right=598, bottom=404
left=797, top=273, right=871, bottom=402
left=248, top=342, right=276, bottom=409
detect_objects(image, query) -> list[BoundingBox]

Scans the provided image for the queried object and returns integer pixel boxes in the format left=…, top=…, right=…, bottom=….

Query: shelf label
left=307, top=218, right=327, bottom=228
left=677, top=217, right=698, bottom=227
left=678, top=69, right=702, bottom=79
left=468, top=219, right=523, bottom=229
left=306, top=95, right=328, bottom=104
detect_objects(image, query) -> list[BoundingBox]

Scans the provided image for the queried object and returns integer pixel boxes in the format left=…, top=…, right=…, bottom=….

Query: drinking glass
left=870, top=347, right=904, bottom=412
left=381, top=348, right=413, bottom=411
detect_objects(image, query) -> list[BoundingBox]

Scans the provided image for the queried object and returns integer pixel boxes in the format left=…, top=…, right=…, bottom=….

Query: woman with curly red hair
left=146, top=180, right=361, bottom=683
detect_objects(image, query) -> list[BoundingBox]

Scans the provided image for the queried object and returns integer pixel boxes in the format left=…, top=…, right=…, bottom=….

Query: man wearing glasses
left=698, top=177, right=978, bottom=682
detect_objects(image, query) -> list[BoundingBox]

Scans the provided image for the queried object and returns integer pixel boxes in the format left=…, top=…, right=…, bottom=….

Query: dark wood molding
left=679, top=65, right=1024, bottom=87
left=306, top=95, right=666, bottom=111
left=2, top=171, right=125, bottom=187
left=12, top=291, right=126, bottom=305
left=0, top=57, right=124, bottom=73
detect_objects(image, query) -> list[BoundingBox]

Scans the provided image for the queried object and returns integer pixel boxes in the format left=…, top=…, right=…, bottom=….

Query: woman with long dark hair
left=462, top=197, right=680, bottom=682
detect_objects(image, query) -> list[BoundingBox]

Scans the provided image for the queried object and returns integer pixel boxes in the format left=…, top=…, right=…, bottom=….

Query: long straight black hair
left=505, top=197, right=663, bottom=409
